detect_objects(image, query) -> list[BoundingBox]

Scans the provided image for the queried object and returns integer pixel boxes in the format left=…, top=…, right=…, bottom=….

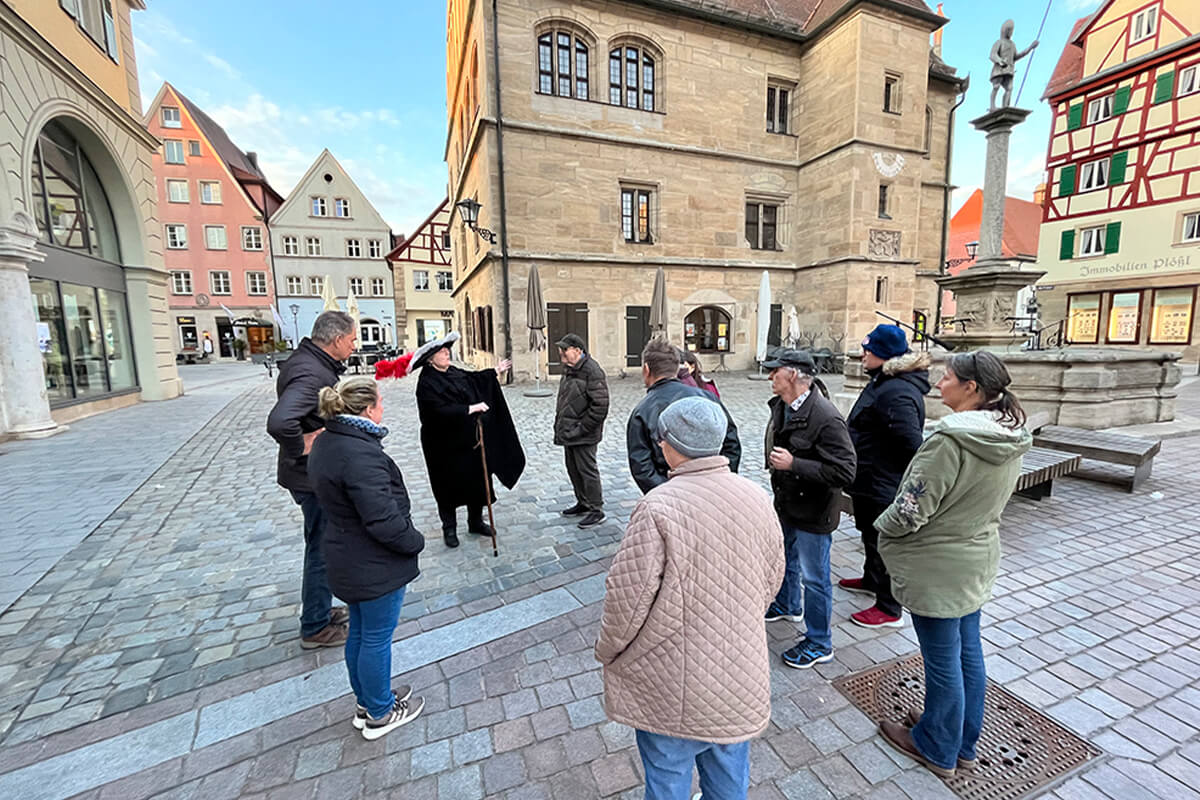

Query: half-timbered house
left=386, top=199, right=455, bottom=350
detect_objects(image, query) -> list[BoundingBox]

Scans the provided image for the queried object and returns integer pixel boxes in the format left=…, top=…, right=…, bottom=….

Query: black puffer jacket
left=308, top=417, right=425, bottom=603
left=627, top=377, right=741, bottom=494
left=266, top=338, right=345, bottom=492
left=765, top=390, right=857, bottom=534
left=847, top=351, right=931, bottom=505
left=554, top=354, right=610, bottom=446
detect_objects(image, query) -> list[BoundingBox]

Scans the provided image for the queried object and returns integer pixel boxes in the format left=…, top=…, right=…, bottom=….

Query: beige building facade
left=0, top=0, right=181, bottom=439
left=444, top=0, right=963, bottom=377
left=387, top=199, right=455, bottom=351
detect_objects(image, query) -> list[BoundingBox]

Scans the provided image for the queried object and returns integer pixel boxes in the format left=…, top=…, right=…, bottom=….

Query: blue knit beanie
left=862, top=324, right=908, bottom=360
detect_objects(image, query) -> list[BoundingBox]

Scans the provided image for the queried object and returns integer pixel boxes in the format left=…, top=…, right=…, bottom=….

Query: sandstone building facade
left=444, top=0, right=963, bottom=376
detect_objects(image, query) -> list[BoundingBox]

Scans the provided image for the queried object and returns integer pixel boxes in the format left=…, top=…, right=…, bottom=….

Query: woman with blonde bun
left=308, top=376, right=426, bottom=741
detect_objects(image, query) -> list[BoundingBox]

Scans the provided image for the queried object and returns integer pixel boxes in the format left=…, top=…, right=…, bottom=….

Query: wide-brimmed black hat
left=411, top=331, right=460, bottom=370
left=761, top=348, right=816, bottom=374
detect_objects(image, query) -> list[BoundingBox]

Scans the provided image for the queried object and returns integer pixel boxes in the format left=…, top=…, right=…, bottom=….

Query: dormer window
left=161, top=107, right=181, bottom=128
left=1130, top=6, right=1158, bottom=44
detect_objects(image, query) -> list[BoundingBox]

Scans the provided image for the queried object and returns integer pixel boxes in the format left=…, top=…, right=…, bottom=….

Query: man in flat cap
left=553, top=333, right=610, bottom=529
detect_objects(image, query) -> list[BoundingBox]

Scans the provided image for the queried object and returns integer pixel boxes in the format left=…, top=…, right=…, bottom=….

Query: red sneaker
left=838, top=577, right=875, bottom=597
left=851, top=606, right=904, bottom=628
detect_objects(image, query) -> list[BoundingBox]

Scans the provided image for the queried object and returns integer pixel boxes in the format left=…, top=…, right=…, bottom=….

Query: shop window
left=684, top=305, right=732, bottom=353
left=1106, top=291, right=1143, bottom=343
left=1149, top=287, right=1196, bottom=345
left=98, top=288, right=135, bottom=391
left=30, top=278, right=72, bottom=403
left=1066, top=293, right=1100, bottom=344
left=61, top=282, right=108, bottom=398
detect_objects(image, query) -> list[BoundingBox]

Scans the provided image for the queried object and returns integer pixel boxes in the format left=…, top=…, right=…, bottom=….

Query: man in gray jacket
left=553, top=333, right=610, bottom=529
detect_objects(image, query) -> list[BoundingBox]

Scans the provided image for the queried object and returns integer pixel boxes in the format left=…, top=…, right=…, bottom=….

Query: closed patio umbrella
left=751, top=271, right=771, bottom=380
left=785, top=305, right=801, bottom=348
left=346, top=289, right=360, bottom=322
left=649, top=266, right=668, bottom=340
left=321, top=275, right=339, bottom=312
left=524, top=265, right=552, bottom=397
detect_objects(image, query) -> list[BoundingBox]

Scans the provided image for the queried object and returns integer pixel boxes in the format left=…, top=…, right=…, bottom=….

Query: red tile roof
left=1043, top=14, right=1095, bottom=100
left=947, top=188, right=1042, bottom=274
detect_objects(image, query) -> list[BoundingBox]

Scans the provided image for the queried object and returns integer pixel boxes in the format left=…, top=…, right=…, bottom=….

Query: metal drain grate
left=832, top=654, right=1102, bottom=800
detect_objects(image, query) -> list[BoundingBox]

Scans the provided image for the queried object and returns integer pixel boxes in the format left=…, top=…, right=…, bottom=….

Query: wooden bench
left=1033, top=425, right=1161, bottom=493
left=1014, top=447, right=1081, bottom=500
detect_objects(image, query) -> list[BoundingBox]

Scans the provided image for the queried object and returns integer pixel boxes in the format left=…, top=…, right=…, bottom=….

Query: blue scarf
left=336, top=414, right=389, bottom=439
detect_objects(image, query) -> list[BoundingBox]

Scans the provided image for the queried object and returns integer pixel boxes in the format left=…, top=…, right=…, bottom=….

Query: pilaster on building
left=1038, top=0, right=1200, bottom=360
left=442, top=0, right=965, bottom=377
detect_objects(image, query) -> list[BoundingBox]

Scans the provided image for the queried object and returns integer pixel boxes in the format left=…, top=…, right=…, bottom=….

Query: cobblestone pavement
left=0, top=369, right=1199, bottom=799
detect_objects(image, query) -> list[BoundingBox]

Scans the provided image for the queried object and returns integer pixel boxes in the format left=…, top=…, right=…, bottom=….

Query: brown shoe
left=879, top=720, right=956, bottom=778
left=301, top=622, right=349, bottom=649
left=903, top=708, right=977, bottom=770
left=330, top=607, right=349, bottom=625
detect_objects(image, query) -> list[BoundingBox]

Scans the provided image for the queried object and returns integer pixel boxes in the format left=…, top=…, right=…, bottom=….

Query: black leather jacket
left=266, top=338, right=344, bottom=492
left=765, top=391, right=856, bottom=534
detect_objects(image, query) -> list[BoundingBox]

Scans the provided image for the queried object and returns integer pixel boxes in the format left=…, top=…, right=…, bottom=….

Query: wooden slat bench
left=1014, top=447, right=1081, bottom=500
left=1032, top=425, right=1161, bottom=492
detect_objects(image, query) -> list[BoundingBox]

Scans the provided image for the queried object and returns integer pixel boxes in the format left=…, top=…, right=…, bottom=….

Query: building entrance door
left=547, top=302, right=588, bottom=375
left=625, top=306, right=650, bottom=367
left=216, top=320, right=233, bottom=357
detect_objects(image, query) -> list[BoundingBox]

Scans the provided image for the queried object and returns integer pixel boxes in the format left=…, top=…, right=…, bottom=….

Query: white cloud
left=1063, top=0, right=1102, bottom=11
left=202, top=53, right=240, bottom=81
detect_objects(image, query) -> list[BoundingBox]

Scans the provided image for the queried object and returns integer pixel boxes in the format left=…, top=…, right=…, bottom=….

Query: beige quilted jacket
left=595, top=455, right=785, bottom=743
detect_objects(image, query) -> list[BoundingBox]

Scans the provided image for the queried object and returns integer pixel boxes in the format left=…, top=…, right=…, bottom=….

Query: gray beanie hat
left=658, top=396, right=726, bottom=459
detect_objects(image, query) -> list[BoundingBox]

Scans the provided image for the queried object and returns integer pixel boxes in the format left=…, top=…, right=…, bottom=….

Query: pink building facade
left=146, top=83, right=283, bottom=360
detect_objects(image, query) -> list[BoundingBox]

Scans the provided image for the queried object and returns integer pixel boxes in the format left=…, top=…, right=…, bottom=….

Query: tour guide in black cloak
left=383, top=332, right=525, bottom=548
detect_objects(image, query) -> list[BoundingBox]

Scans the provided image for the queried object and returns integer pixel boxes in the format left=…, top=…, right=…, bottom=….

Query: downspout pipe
left=491, top=0, right=513, bottom=381
left=935, top=77, right=969, bottom=334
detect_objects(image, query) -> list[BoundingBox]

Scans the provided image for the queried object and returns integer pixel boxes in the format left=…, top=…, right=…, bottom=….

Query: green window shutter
left=1060, top=229, right=1076, bottom=260
left=1059, top=164, right=1077, bottom=197
left=1109, top=150, right=1129, bottom=184
left=1154, top=70, right=1175, bottom=104
left=1104, top=221, right=1122, bottom=255
left=1113, top=86, right=1131, bottom=114
left=1067, top=102, right=1084, bottom=130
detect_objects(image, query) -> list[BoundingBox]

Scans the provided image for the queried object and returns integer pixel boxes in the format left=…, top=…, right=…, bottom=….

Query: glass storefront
left=1150, top=287, right=1196, bottom=345
left=98, top=289, right=136, bottom=391
left=684, top=306, right=732, bottom=353
left=1107, top=291, right=1142, bottom=343
left=1066, top=293, right=1100, bottom=344
left=30, top=279, right=72, bottom=404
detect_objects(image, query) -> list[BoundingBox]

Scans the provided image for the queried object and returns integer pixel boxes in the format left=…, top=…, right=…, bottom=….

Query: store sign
left=177, top=316, right=196, bottom=325
left=1077, top=254, right=1192, bottom=279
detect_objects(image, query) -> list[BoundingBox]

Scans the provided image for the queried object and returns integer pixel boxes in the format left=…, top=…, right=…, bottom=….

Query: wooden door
left=547, top=302, right=588, bottom=375
left=625, top=306, right=650, bottom=367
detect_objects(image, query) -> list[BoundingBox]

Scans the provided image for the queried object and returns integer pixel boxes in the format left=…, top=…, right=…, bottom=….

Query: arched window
left=684, top=306, right=732, bottom=353
left=537, top=28, right=589, bottom=100
left=31, top=120, right=121, bottom=262
left=359, top=318, right=384, bottom=347
left=609, top=43, right=656, bottom=110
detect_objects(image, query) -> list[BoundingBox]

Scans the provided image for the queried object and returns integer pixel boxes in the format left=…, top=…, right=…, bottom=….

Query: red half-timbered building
left=386, top=199, right=455, bottom=350
left=1037, top=0, right=1200, bottom=359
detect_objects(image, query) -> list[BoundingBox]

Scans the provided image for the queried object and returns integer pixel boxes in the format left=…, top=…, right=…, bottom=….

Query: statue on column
left=989, top=20, right=1038, bottom=110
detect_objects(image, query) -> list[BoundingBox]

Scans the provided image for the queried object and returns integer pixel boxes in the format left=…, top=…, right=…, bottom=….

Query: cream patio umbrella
left=346, top=289, right=360, bottom=322
left=524, top=265, right=552, bottom=397
left=321, top=275, right=339, bottom=312
left=750, top=270, right=771, bottom=380
left=785, top=305, right=801, bottom=348
left=648, top=266, right=668, bottom=340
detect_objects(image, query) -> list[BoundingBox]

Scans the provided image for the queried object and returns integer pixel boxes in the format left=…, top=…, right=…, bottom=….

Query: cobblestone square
left=0, top=367, right=1198, bottom=799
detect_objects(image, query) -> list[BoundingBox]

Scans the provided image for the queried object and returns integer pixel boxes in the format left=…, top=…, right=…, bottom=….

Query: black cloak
left=415, top=365, right=525, bottom=510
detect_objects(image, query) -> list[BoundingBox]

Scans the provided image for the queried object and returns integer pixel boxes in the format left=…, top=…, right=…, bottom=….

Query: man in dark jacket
left=842, top=325, right=930, bottom=629
left=763, top=349, right=856, bottom=670
left=553, top=333, right=610, bottom=529
left=266, top=311, right=357, bottom=649
left=626, top=338, right=741, bottom=494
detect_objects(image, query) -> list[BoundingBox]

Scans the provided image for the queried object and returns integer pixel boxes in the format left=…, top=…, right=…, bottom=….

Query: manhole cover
left=832, top=654, right=1102, bottom=800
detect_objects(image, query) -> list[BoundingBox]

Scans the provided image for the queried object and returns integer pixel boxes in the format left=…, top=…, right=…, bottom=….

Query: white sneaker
left=692, top=793, right=702, bottom=800
left=361, top=693, right=424, bottom=740
left=352, top=685, right=412, bottom=730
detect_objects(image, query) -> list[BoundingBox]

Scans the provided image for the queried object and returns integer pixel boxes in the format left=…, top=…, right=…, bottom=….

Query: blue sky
left=132, top=0, right=1105, bottom=236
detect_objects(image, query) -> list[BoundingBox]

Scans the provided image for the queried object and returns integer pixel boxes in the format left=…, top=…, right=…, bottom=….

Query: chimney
left=246, top=151, right=260, bottom=171
left=932, top=3, right=945, bottom=58
left=1033, top=182, right=1047, bottom=207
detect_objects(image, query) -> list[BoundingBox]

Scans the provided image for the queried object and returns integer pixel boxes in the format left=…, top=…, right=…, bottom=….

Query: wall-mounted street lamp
left=965, top=240, right=979, bottom=260
left=455, top=198, right=498, bottom=245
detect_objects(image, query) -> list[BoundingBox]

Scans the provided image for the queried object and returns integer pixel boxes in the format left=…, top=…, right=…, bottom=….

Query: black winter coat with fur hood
left=846, top=350, right=931, bottom=505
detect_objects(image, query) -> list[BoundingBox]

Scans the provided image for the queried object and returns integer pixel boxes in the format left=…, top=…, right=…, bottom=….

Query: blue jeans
left=910, top=611, right=986, bottom=770
left=345, top=586, right=406, bottom=718
left=636, top=730, right=750, bottom=800
left=290, top=490, right=332, bottom=637
left=774, top=525, right=832, bottom=650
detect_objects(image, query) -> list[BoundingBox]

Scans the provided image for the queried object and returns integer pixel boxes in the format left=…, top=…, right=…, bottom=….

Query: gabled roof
left=947, top=189, right=1042, bottom=274
left=387, top=199, right=450, bottom=261
left=653, top=0, right=944, bottom=35
left=273, top=149, right=392, bottom=231
left=1043, top=14, right=1095, bottom=100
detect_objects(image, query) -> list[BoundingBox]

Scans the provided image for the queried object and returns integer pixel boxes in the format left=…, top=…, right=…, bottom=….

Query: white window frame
left=204, top=225, right=228, bottom=250
left=282, top=235, right=299, bottom=256
left=170, top=270, right=192, bottom=294
left=1181, top=66, right=1199, bottom=98
left=306, top=237, right=322, bottom=256
left=161, top=107, right=182, bottom=128
left=311, top=196, right=328, bottom=216
left=166, top=179, right=189, bottom=203
left=165, top=224, right=188, bottom=249
left=286, top=275, right=303, bottom=294
left=1183, top=212, right=1200, bottom=243
left=335, top=198, right=351, bottom=217
left=348, top=277, right=365, bottom=295
left=1130, top=7, right=1158, bottom=44
left=1080, top=225, right=1106, bottom=257
left=413, top=270, right=430, bottom=291
left=436, top=270, right=453, bottom=292
left=246, top=271, right=268, bottom=296
left=1087, top=94, right=1113, bottom=124
left=163, top=139, right=185, bottom=164
left=368, top=239, right=383, bottom=258
left=199, top=181, right=222, bottom=204
left=209, top=270, right=232, bottom=295
left=371, top=277, right=386, bottom=296
left=1080, top=158, right=1109, bottom=192
left=241, top=226, right=263, bottom=251
left=309, top=276, right=324, bottom=296
left=346, top=238, right=362, bottom=258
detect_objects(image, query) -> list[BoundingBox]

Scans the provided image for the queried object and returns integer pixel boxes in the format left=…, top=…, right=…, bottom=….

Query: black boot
left=443, top=528, right=460, bottom=548
left=468, top=520, right=493, bottom=537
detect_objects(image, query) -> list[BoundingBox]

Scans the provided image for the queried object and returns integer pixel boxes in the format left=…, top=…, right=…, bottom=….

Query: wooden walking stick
left=475, top=416, right=499, bottom=557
